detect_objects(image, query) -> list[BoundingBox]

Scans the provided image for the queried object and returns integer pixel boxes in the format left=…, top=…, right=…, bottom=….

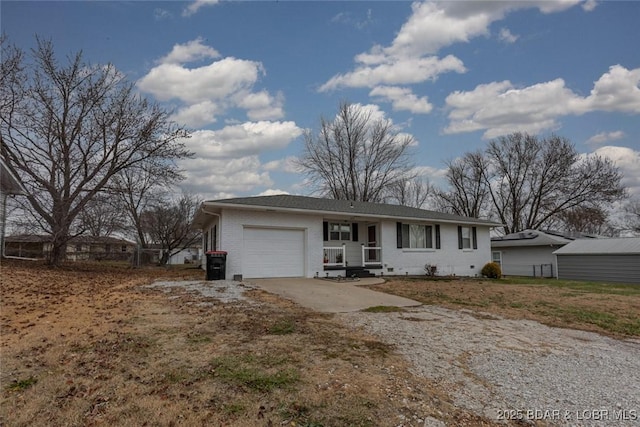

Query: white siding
left=379, top=220, right=491, bottom=277
left=200, top=208, right=494, bottom=279
left=219, top=208, right=323, bottom=279
left=494, top=246, right=561, bottom=277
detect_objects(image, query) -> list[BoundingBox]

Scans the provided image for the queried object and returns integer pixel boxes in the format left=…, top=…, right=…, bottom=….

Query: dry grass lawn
left=1, top=260, right=496, bottom=427
left=369, top=277, right=640, bottom=338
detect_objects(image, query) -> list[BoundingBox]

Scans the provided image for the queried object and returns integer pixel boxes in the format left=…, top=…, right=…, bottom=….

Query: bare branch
left=297, top=101, right=414, bottom=202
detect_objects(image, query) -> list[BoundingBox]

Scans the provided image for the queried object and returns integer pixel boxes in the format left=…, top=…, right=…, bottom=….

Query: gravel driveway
left=338, top=306, right=640, bottom=426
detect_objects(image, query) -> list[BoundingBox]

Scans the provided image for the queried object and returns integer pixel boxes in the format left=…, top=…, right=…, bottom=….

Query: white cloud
left=182, top=0, right=219, bottom=17
left=263, top=156, right=300, bottom=173
left=320, top=54, right=466, bottom=91
left=444, top=65, right=640, bottom=138
left=585, top=65, right=640, bottom=113
left=319, top=1, right=582, bottom=112
left=412, top=165, right=448, bottom=179
left=331, top=9, right=374, bottom=30
left=138, top=39, right=287, bottom=126
left=582, top=0, right=598, bottom=12
left=138, top=57, right=263, bottom=104
left=586, top=131, right=625, bottom=146
left=154, top=8, right=172, bottom=21
left=159, top=38, right=220, bottom=64
left=370, top=86, right=433, bottom=114
left=170, top=101, right=222, bottom=128
left=375, top=1, right=578, bottom=58
left=180, top=156, right=273, bottom=195
left=185, top=121, right=303, bottom=159
left=592, top=146, right=640, bottom=196
left=340, top=103, right=388, bottom=124
left=498, top=28, right=519, bottom=44
left=256, top=189, right=291, bottom=196
left=234, top=90, right=285, bottom=121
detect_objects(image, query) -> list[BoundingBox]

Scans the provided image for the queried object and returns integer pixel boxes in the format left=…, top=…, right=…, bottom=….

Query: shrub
left=481, top=262, right=502, bottom=279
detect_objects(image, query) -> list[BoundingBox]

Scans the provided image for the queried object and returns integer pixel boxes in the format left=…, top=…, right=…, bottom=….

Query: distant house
left=192, top=194, right=500, bottom=280
left=554, top=237, right=640, bottom=284
left=164, top=246, right=202, bottom=265
left=4, top=234, right=136, bottom=261
left=490, top=230, right=598, bottom=277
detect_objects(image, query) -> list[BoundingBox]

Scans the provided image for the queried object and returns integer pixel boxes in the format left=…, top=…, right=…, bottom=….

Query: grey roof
left=1, top=158, right=25, bottom=195
left=553, top=237, right=640, bottom=255
left=491, top=229, right=574, bottom=247
left=197, top=194, right=500, bottom=226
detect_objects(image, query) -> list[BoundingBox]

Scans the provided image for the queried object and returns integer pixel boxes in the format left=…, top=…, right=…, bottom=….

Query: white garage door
left=242, top=227, right=305, bottom=278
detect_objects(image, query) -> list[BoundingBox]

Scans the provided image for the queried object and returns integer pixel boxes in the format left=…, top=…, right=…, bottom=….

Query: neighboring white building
left=554, top=237, right=640, bottom=284
left=490, top=230, right=580, bottom=277
left=192, top=195, right=499, bottom=280
left=165, top=246, right=202, bottom=265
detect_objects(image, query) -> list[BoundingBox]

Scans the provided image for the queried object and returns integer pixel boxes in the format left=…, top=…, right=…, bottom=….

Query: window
left=461, top=227, right=471, bottom=249
left=492, top=251, right=502, bottom=266
left=401, top=224, right=433, bottom=249
left=458, top=226, right=477, bottom=250
left=329, top=223, right=350, bottom=241
left=75, top=244, right=82, bottom=252
left=105, top=244, right=111, bottom=253
left=121, top=245, right=127, bottom=252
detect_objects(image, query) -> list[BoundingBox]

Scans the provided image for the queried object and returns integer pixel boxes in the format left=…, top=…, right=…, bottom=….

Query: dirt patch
left=1, top=260, right=497, bottom=426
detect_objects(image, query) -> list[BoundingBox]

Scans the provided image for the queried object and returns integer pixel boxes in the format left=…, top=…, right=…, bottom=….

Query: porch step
left=345, top=266, right=376, bottom=278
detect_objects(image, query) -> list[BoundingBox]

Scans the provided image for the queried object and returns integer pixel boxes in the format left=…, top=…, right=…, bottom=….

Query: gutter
left=199, top=201, right=502, bottom=227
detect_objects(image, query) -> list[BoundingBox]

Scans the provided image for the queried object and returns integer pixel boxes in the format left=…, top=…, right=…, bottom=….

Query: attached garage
left=554, top=237, right=640, bottom=284
left=242, top=227, right=306, bottom=278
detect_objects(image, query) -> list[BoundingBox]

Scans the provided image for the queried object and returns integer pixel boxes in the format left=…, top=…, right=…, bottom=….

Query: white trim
left=199, top=201, right=499, bottom=227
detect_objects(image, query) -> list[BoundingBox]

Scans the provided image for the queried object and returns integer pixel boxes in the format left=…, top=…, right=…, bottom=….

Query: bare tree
left=76, top=193, right=126, bottom=237
left=0, top=36, right=24, bottom=119
left=385, top=175, right=433, bottom=209
left=435, top=151, right=489, bottom=218
left=557, top=205, right=618, bottom=236
left=623, top=198, right=640, bottom=235
left=0, top=37, right=191, bottom=265
left=297, top=101, right=415, bottom=202
left=438, top=133, right=625, bottom=233
left=111, top=162, right=183, bottom=248
left=141, top=193, right=201, bottom=265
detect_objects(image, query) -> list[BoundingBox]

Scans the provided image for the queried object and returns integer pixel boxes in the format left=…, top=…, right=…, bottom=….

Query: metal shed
left=553, top=238, right=640, bottom=284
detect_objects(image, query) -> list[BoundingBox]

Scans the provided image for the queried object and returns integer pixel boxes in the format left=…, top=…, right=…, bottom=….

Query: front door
left=367, top=225, right=377, bottom=261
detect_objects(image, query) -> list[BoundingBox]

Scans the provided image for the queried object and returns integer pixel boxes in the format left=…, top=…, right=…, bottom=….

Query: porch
left=322, top=243, right=382, bottom=277
left=322, top=220, right=382, bottom=277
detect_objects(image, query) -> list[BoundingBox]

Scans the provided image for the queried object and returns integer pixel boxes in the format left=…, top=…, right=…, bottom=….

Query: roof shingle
left=202, top=195, right=500, bottom=226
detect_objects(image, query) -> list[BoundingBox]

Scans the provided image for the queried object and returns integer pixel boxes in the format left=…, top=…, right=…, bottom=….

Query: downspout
left=199, top=206, right=222, bottom=268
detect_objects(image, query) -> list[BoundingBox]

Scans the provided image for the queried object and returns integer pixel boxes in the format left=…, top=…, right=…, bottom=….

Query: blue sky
left=3, top=0, right=640, bottom=200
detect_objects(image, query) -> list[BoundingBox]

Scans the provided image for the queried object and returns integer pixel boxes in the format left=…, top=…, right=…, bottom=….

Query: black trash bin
left=205, top=251, right=227, bottom=280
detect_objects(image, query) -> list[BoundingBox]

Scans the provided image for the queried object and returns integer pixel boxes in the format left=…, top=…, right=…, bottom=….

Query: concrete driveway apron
left=248, top=278, right=421, bottom=313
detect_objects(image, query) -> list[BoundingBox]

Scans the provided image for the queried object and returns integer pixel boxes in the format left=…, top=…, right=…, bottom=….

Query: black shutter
left=435, top=224, right=441, bottom=249
left=457, top=226, right=463, bottom=249
left=352, top=223, right=359, bottom=241
left=472, top=227, right=478, bottom=249
left=396, top=222, right=402, bottom=248
left=323, top=221, right=328, bottom=241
